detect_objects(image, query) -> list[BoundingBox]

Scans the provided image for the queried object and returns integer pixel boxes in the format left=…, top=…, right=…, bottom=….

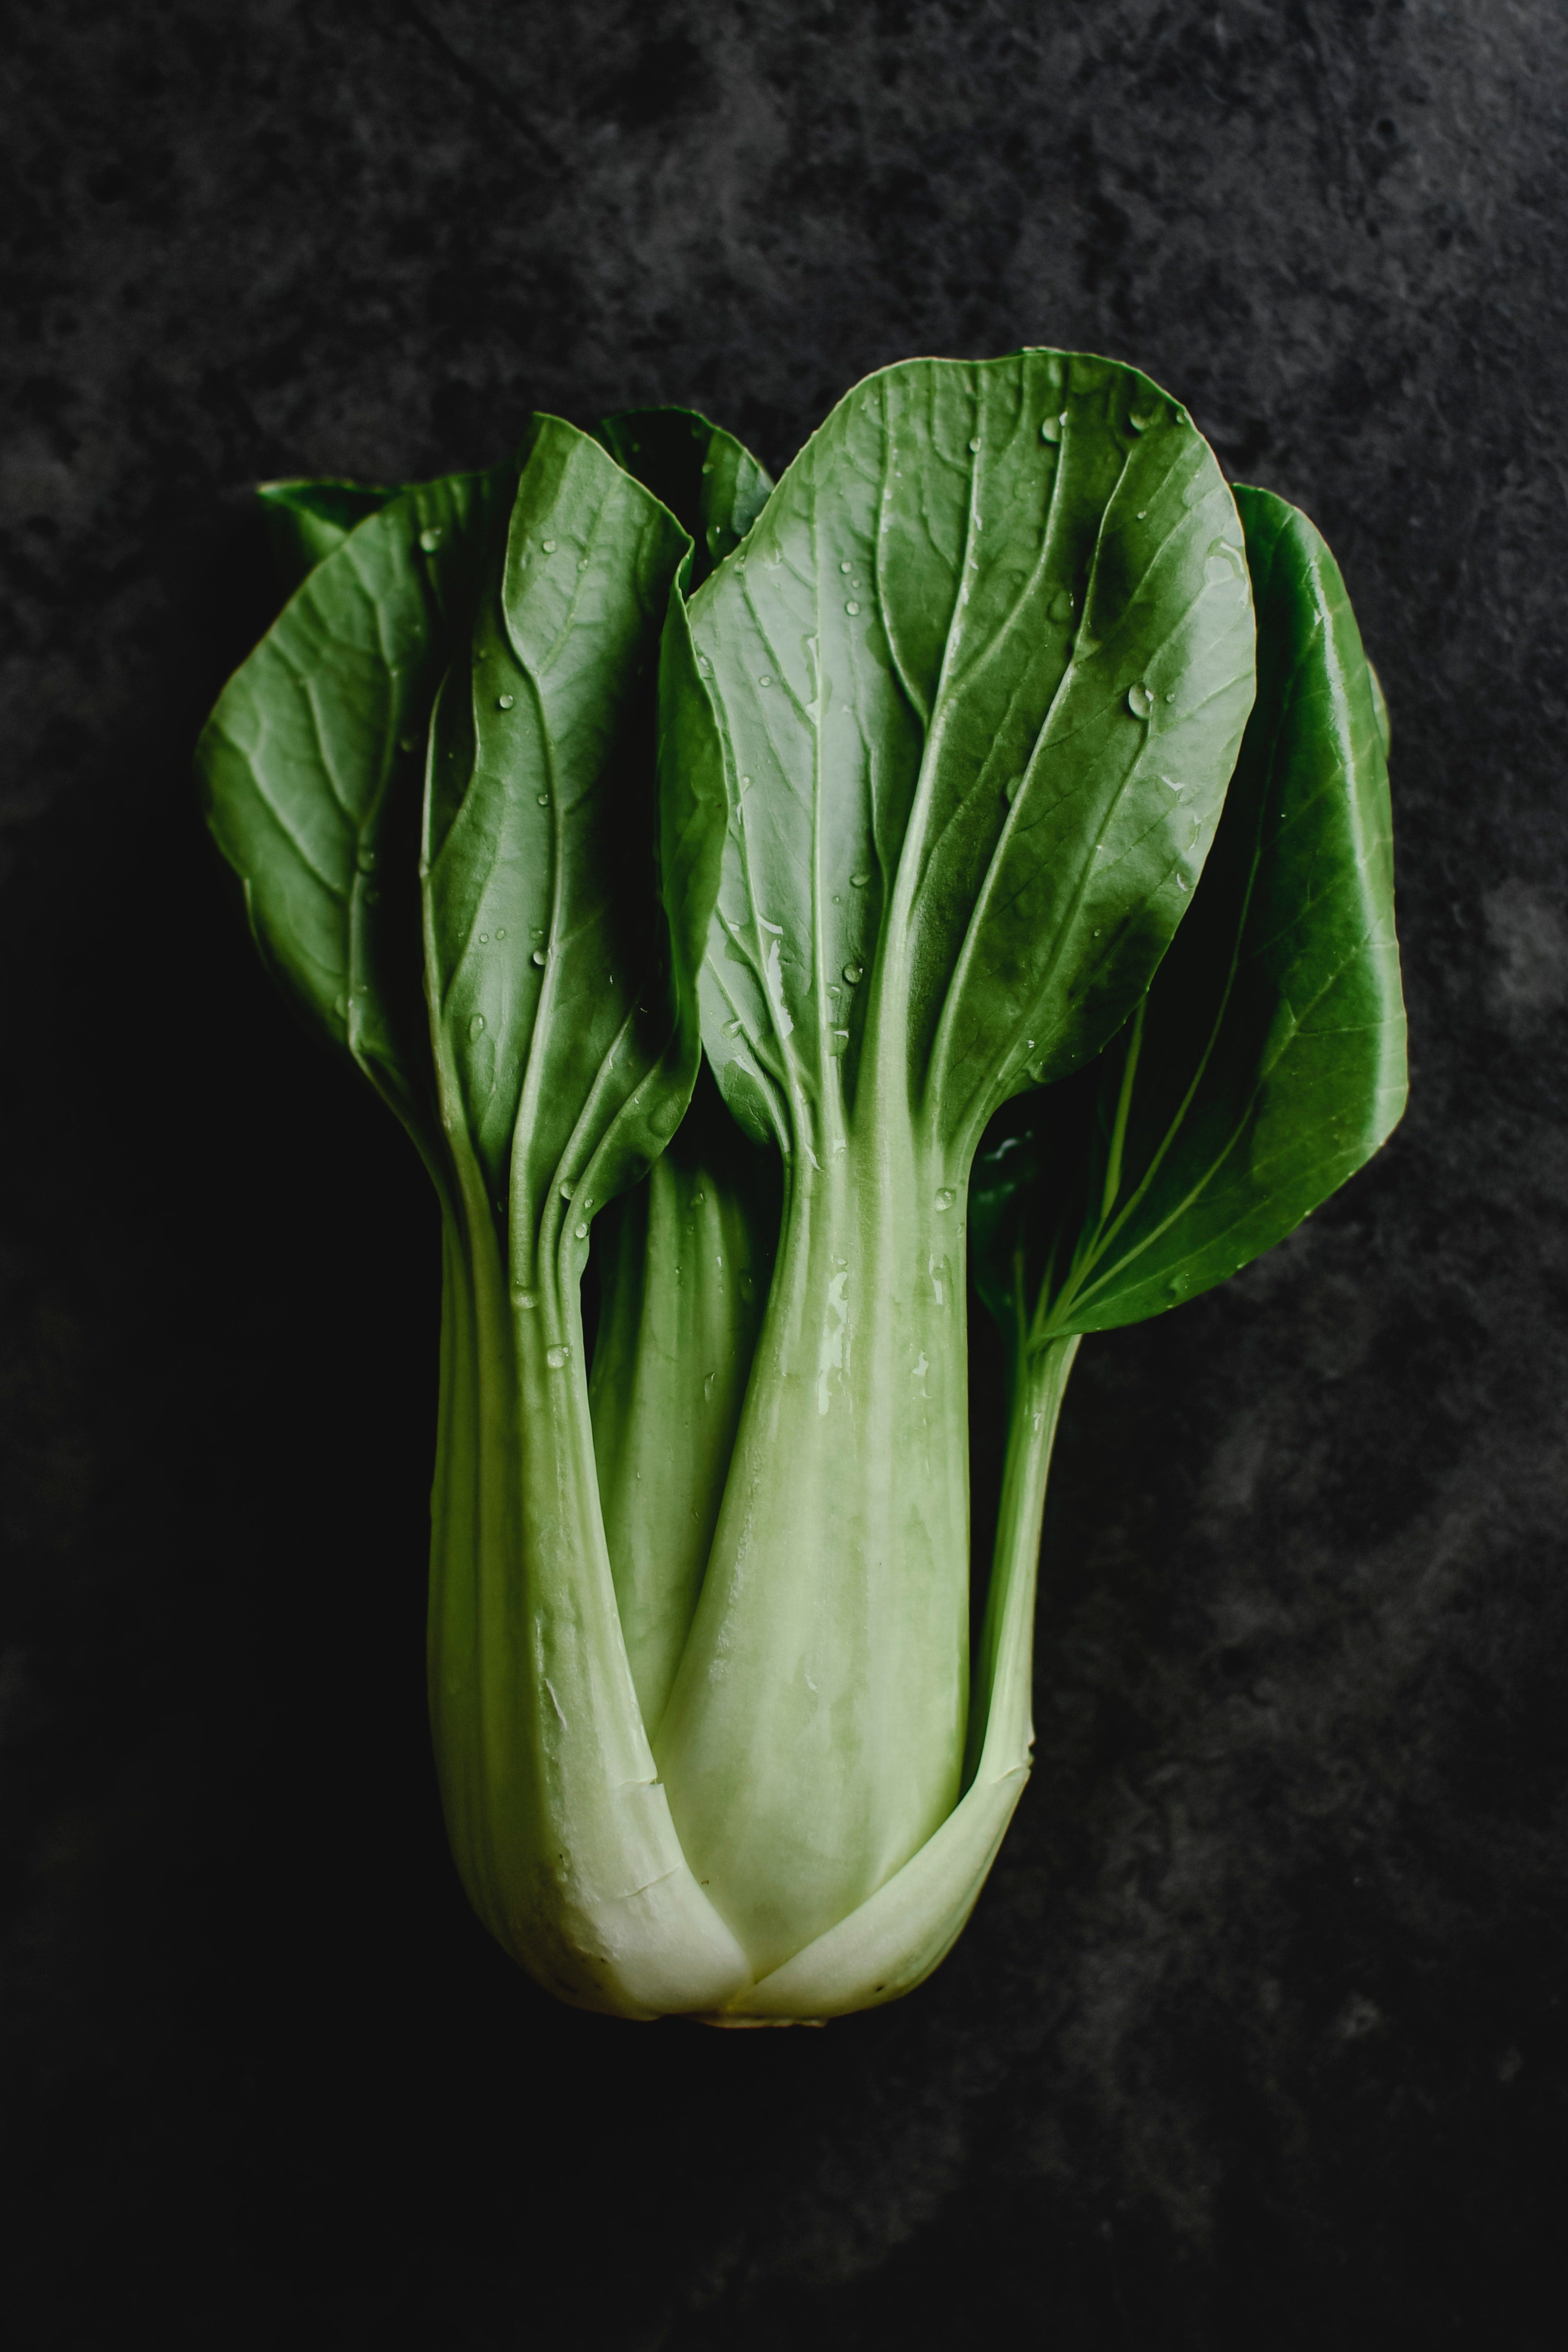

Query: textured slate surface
left=1, top=4, right=1564, bottom=2345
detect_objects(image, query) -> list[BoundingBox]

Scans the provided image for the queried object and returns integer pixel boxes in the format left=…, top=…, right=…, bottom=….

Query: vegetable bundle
left=199, top=352, right=1405, bottom=2021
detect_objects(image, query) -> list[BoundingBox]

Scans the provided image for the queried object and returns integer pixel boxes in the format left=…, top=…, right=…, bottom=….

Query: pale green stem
left=424, top=1151, right=750, bottom=2017
left=964, top=1331, right=1080, bottom=1790
left=589, top=1155, right=769, bottom=1737
left=655, top=1123, right=970, bottom=1979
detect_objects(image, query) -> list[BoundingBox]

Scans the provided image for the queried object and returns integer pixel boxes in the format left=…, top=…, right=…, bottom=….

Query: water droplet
left=477, top=932, right=488, bottom=944
left=532, top=948, right=547, bottom=967
left=1159, top=773, right=1183, bottom=794
left=493, top=693, right=515, bottom=714
left=537, top=793, right=550, bottom=806
left=574, top=1220, right=588, bottom=1240
left=840, top=560, right=852, bottom=573
left=560, top=1180, right=575, bottom=1201
left=850, top=871, right=869, bottom=888
left=758, top=672, right=773, bottom=687
left=578, top=556, right=590, bottom=570
left=968, top=437, right=981, bottom=453
left=539, top=538, right=557, bottom=554
left=1127, top=682, right=1155, bottom=719
left=842, top=962, right=863, bottom=984
left=1164, top=691, right=1176, bottom=703
left=333, top=992, right=348, bottom=1022
left=1005, top=774, right=1025, bottom=804
left=1129, top=407, right=1159, bottom=433
left=935, top=1188, right=955, bottom=1212
left=723, top=1018, right=744, bottom=1037
left=1049, top=587, right=1074, bottom=621
left=739, top=774, right=752, bottom=791
left=844, top=600, right=860, bottom=614
left=356, top=844, right=377, bottom=873
left=545, top=1343, right=570, bottom=1370
left=1136, top=509, right=1148, bottom=520
left=697, top=654, right=712, bottom=675
left=419, top=526, right=442, bottom=553
left=1040, top=413, right=1063, bottom=443
left=515, top=1290, right=536, bottom=1310
left=467, top=1013, right=486, bottom=1040
left=827, top=1028, right=850, bottom=1055
left=495, top=927, right=507, bottom=939
left=1205, top=537, right=1245, bottom=582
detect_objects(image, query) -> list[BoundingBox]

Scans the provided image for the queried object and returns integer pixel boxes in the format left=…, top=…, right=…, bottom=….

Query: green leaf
left=594, top=406, right=773, bottom=588
left=691, top=350, right=1257, bottom=1164
left=198, top=456, right=525, bottom=1174
left=971, top=484, right=1407, bottom=1341
left=257, top=476, right=397, bottom=598
left=421, top=416, right=702, bottom=1271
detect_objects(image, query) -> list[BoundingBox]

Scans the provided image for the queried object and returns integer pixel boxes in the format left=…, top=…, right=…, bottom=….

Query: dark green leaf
left=972, top=484, right=1407, bottom=1341
left=594, top=407, right=772, bottom=589
left=421, top=417, right=700, bottom=1277
left=688, top=351, right=1256, bottom=1164
left=198, top=456, right=525, bottom=1172
left=257, top=476, right=397, bottom=598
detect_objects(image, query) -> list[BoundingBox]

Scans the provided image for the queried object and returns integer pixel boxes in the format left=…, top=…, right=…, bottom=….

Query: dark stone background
left=3, top=2, right=1564, bottom=2344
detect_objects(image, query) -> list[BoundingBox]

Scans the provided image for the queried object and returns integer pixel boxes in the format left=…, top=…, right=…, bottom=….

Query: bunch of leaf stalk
left=200, top=352, right=1405, bottom=2022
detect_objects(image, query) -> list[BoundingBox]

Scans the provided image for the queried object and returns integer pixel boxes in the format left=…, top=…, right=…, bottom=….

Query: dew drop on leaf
left=497, top=693, right=516, bottom=710
left=850, top=871, right=869, bottom=888
left=477, top=932, right=488, bottom=944
left=845, top=600, right=860, bottom=614
left=840, top=561, right=852, bottom=573
left=541, top=538, right=557, bottom=553
left=758, top=673, right=773, bottom=687
left=1127, top=682, right=1155, bottom=719
left=574, top=1221, right=587, bottom=1240
left=723, top=1018, right=744, bottom=1037
left=843, top=962, right=863, bottom=984
left=532, top=948, right=547, bottom=967
left=545, top=1344, right=570, bottom=1370
left=935, top=1188, right=955, bottom=1212
left=1129, top=408, right=1159, bottom=433
left=495, top=927, right=507, bottom=939
left=468, top=1013, right=486, bottom=1040
left=968, top=437, right=981, bottom=453
left=514, top=1290, right=536, bottom=1310
left=419, top=527, right=442, bottom=552
left=1040, top=414, right=1063, bottom=443
left=537, top=794, right=550, bottom=806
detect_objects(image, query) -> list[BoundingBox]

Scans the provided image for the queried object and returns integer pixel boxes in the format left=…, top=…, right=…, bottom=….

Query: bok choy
left=199, top=353, right=1404, bottom=2021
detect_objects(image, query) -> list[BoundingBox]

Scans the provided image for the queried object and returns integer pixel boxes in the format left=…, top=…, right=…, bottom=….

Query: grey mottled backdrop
left=2, top=3, right=1563, bottom=2345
